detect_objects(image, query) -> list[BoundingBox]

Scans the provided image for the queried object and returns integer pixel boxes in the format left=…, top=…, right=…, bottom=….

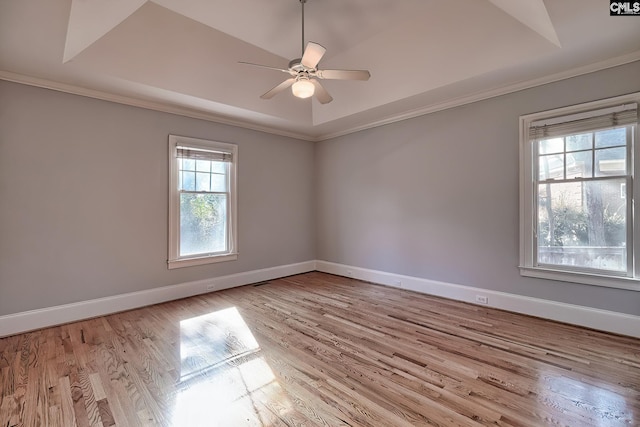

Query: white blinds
left=529, top=103, right=637, bottom=140
left=176, top=146, right=232, bottom=162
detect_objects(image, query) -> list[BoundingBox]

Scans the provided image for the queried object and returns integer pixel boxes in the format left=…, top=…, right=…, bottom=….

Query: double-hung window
left=168, top=135, right=237, bottom=269
left=520, top=94, right=639, bottom=290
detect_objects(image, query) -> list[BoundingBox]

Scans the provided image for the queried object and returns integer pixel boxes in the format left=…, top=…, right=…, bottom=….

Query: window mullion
left=539, top=175, right=629, bottom=185
left=627, top=125, right=635, bottom=277
left=179, top=190, right=228, bottom=195
left=563, top=136, right=567, bottom=180
left=591, top=131, right=596, bottom=177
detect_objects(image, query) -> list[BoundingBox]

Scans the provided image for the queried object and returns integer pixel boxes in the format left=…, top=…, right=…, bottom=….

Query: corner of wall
left=315, top=260, right=640, bottom=339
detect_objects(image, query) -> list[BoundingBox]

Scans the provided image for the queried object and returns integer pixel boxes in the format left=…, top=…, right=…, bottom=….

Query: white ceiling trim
left=2, top=51, right=639, bottom=142
left=321, top=51, right=640, bottom=141
left=0, top=70, right=315, bottom=141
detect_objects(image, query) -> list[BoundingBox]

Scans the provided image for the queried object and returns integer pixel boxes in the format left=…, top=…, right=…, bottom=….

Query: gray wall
left=0, top=81, right=316, bottom=316
left=2, top=61, right=640, bottom=319
left=316, top=61, right=640, bottom=316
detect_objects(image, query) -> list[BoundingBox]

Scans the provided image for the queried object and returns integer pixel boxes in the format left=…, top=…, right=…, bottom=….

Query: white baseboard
left=3, top=259, right=639, bottom=339
left=0, top=261, right=316, bottom=338
left=316, top=260, right=640, bottom=339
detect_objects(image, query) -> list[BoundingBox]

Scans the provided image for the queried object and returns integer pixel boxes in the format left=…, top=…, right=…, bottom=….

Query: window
left=520, top=94, right=639, bottom=290
left=168, top=135, right=237, bottom=269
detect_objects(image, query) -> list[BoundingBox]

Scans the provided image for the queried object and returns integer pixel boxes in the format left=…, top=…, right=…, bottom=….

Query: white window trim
left=519, top=92, right=640, bottom=291
left=168, top=135, right=238, bottom=269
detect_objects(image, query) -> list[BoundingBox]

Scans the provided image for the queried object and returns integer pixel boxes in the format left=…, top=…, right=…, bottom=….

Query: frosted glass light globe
left=292, top=79, right=315, bottom=99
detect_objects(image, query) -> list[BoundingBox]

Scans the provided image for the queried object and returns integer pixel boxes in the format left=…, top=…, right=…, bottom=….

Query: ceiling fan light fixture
left=240, top=0, right=369, bottom=103
left=292, top=78, right=315, bottom=99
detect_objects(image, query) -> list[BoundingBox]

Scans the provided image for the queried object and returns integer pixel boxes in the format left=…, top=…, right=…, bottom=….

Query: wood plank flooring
left=1, top=271, right=639, bottom=426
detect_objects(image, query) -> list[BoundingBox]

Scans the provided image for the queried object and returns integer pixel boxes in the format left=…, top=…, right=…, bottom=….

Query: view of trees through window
left=179, top=158, right=228, bottom=256
left=180, top=193, right=227, bottom=256
left=536, top=127, right=629, bottom=272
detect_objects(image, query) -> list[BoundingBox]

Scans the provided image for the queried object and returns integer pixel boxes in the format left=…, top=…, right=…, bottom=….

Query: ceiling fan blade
left=239, top=61, right=289, bottom=73
left=311, top=80, right=333, bottom=104
left=301, top=42, right=326, bottom=69
left=316, top=69, right=371, bottom=81
left=260, top=78, right=296, bottom=100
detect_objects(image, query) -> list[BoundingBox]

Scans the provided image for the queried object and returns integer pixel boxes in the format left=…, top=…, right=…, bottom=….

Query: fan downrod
left=300, top=0, right=307, bottom=56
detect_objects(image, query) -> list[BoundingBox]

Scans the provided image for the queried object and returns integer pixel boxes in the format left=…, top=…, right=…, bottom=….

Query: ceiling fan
left=239, top=0, right=371, bottom=104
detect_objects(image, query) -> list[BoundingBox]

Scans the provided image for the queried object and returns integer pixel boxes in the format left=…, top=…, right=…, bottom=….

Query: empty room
left=1, top=0, right=640, bottom=426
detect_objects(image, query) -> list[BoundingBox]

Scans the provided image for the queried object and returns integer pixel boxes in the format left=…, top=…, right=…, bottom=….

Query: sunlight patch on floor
left=173, top=307, right=293, bottom=426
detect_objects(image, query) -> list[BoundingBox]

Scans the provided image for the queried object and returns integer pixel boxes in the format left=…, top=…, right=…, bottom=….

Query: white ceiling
left=1, top=0, right=639, bottom=140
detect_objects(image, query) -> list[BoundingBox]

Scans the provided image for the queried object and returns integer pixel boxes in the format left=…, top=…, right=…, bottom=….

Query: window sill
left=168, top=253, right=238, bottom=269
left=519, top=266, right=640, bottom=291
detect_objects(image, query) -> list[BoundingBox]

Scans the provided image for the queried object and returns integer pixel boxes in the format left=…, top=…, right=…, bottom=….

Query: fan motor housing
left=289, top=58, right=308, bottom=71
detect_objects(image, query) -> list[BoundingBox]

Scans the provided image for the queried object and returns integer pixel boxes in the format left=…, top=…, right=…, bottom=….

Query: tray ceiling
left=1, top=0, right=639, bottom=140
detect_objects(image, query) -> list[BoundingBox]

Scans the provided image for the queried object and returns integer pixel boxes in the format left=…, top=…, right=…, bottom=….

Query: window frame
left=519, top=93, right=640, bottom=291
left=168, top=135, right=238, bottom=269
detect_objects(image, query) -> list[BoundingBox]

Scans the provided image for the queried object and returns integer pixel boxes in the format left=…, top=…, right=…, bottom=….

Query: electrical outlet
left=475, top=295, right=489, bottom=305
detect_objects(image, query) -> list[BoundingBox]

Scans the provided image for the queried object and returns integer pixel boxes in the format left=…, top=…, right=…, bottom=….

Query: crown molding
left=2, top=50, right=639, bottom=142
left=0, top=70, right=315, bottom=142
left=318, top=50, right=640, bottom=141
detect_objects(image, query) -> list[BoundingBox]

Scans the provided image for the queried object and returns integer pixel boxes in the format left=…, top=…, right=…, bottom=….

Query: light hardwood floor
left=1, top=272, right=639, bottom=426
